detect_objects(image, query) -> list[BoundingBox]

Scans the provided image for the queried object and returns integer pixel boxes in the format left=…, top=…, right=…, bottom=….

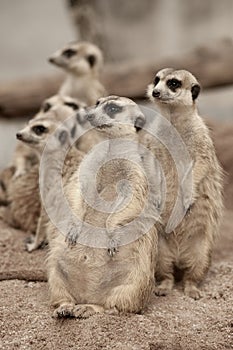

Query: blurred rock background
left=0, top=0, right=233, bottom=168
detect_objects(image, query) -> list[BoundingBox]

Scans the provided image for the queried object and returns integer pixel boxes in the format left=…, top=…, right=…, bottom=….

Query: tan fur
left=146, top=68, right=224, bottom=299
left=0, top=166, right=15, bottom=206
left=13, top=95, right=86, bottom=178
left=48, top=41, right=106, bottom=106
left=2, top=165, right=40, bottom=233
left=48, top=96, right=158, bottom=318
left=25, top=145, right=84, bottom=252
left=4, top=101, right=84, bottom=251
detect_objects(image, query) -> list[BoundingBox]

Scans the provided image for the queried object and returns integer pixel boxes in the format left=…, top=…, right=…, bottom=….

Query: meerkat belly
left=161, top=192, right=215, bottom=270
left=53, top=242, right=137, bottom=305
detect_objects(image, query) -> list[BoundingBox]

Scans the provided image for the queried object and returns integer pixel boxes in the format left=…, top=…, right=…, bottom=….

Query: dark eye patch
left=76, top=112, right=86, bottom=124
left=42, top=102, right=52, bottom=113
left=96, top=100, right=101, bottom=106
left=58, top=130, right=68, bottom=145
left=64, top=102, right=79, bottom=111
left=86, top=54, right=96, bottom=67
left=32, top=125, right=48, bottom=136
left=70, top=124, right=77, bottom=138
left=103, top=103, right=123, bottom=118
left=62, top=48, right=77, bottom=58
left=154, top=76, right=160, bottom=86
left=167, top=78, right=182, bottom=92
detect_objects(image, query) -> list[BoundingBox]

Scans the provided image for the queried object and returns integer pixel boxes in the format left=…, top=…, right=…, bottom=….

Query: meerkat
left=12, top=94, right=86, bottom=178
left=48, top=41, right=106, bottom=106
left=0, top=166, right=15, bottom=207
left=4, top=106, right=84, bottom=252
left=145, top=68, right=223, bottom=299
left=0, top=95, right=86, bottom=231
left=47, top=96, right=159, bottom=319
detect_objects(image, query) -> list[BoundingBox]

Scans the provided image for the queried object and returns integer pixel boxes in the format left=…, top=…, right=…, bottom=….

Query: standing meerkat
left=47, top=96, right=159, bottom=318
left=0, top=95, right=86, bottom=229
left=3, top=106, right=84, bottom=251
left=146, top=68, right=223, bottom=299
left=48, top=41, right=106, bottom=106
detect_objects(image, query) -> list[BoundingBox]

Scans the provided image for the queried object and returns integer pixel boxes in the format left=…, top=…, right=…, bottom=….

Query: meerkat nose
left=16, top=133, right=23, bottom=140
left=152, top=90, right=160, bottom=98
left=48, top=57, right=55, bottom=63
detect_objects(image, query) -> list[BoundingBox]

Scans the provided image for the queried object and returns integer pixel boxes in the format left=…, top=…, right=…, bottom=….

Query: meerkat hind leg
left=154, top=275, right=175, bottom=296
left=155, top=240, right=175, bottom=296
left=182, top=237, right=210, bottom=299
left=184, top=280, right=202, bottom=300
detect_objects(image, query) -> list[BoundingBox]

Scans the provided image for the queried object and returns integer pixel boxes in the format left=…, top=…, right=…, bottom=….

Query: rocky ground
left=0, top=120, right=233, bottom=350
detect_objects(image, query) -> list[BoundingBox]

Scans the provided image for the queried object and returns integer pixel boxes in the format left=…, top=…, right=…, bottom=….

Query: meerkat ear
left=70, top=124, right=77, bottom=138
left=191, top=84, right=201, bottom=101
left=87, top=54, right=96, bottom=67
left=42, top=102, right=52, bottom=113
left=134, top=114, right=146, bottom=132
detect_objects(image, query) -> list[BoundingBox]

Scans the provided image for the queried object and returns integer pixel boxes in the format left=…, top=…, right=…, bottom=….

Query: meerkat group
left=0, top=38, right=223, bottom=317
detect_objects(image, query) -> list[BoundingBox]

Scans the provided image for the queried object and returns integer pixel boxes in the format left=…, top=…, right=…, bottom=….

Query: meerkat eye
left=104, top=103, right=123, bottom=118
left=62, top=48, right=77, bottom=58
left=154, top=76, right=160, bottom=86
left=86, top=54, right=96, bottom=67
left=167, top=78, right=182, bottom=91
left=95, top=100, right=101, bottom=106
left=42, top=102, right=52, bottom=113
left=64, top=102, right=79, bottom=111
left=32, top=125, right=48, bottom=136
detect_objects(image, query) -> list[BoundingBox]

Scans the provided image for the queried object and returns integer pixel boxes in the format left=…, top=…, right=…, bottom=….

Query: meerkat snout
left=16, top=133, right=23, bottom=140
left=48, top=57, right=55, bottom=64
left=152, top=90, right=160, bottom=98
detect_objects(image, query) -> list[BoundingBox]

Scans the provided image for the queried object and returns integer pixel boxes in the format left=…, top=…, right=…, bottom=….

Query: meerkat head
left=48, top=41, right=104, bottom=77
left=16, top=98, right=86, bottom=154
left=86, top=96, right=146, bottom=137
left=147, top=68, right=201, bottom=108
left=16, top=114, right=66, bottom=153
left=39, top=94, right=87, bottom=125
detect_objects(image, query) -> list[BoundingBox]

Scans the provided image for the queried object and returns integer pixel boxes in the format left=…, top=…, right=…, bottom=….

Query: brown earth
left=0, top=121, right=233, bottom=350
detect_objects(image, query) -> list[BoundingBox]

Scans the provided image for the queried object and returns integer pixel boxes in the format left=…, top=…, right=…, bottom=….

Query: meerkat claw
left=66, top=226, right=80, bottom=246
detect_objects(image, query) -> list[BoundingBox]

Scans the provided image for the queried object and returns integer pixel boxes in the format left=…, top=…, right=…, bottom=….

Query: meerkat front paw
left=107, top=238, right=119, bottom=257
left=65, top=225, right=81, bottom=246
